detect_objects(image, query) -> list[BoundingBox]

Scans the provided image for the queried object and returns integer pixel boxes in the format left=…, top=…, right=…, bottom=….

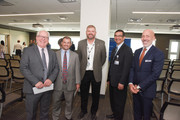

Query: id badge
left=114, top=60, right=119, bottom=65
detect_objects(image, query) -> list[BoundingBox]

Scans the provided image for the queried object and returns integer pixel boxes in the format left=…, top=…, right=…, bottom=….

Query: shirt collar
left=144, top=44, right=152, bottom=51
left=116, top=41, right=124, bottom=50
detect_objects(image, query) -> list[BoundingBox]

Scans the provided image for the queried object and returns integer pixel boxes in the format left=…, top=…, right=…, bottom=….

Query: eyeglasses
left=38, top=35, right=49, bottom=39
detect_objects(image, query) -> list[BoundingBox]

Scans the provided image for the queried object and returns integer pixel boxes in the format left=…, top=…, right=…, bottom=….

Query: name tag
left=145, top=60, right=152, bottom=62
left=114, top=60, right=119, bottom=65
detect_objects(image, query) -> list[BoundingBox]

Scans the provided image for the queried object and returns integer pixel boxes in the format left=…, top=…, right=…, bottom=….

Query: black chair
left=160, top=102, right=180, bottom=120
left=167, top=80, right=180, bottom=102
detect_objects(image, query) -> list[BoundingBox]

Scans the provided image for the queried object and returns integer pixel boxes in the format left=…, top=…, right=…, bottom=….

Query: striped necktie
left=62, top=51, right=67, bottom=83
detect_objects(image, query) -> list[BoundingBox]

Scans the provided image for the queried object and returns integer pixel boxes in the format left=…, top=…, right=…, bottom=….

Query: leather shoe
left=91, top=113, right=97, bottom=120
left=106, top=114, right=114, bottom=119
left=78, top=111, right=87, bottom=119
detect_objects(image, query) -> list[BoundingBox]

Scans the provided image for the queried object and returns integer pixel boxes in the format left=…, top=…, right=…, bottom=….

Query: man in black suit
left=106, top=29, right=133, bottom=120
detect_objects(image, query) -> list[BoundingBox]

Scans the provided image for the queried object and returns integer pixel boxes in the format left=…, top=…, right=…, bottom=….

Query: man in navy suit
left=129, top=29, right=164, bottom=120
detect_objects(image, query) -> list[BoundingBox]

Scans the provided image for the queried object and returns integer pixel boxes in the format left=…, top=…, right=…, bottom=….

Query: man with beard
left=77, top=25, right=106, bottom=120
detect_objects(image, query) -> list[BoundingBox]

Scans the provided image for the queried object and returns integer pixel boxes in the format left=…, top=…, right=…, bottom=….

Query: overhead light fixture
left=0, top=12, right=74, bottom=17
left=57, top=0, right=77, bottom=3
left=9, top=22, right=80, bottom=25
left=32, top=23, right=43, bottom=28
left=137, top=0, right=160, bottom=1
left=170, top=24, right=180, bottom=31
left=167, top=19, right=179, bottom=23
left=132, top=12, right=180, bottom=14
left=127, top=23, right=175, bottom=26
left=59, top=16, right=67, bottom=20
left=128, top=18, right=142, bottom=22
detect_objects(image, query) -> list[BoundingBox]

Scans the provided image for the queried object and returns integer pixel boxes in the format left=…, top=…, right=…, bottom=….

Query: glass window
left=170, top=42, right=178, bottom=53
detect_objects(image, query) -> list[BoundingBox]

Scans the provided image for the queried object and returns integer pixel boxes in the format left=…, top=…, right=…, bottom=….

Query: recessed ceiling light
left=132, top=12, right=180, bottom=14
left=128, top=18, right=142, bottom=22
left=59, top=16, right=67, bottom=20
left=0, top=12, right=74, bottom=17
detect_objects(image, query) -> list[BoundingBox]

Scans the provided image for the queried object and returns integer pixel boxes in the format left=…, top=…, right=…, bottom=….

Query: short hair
left=114, top=29, right=125, bottom=36
left=17, top=40, right=20, bottom=43
left=58, top=38, right=63, bottom=45
left=86, top=25, right=96, bottom=30
left=62, top=36, right=72, bottom=43
left=36, top=30, right=50, bottom=37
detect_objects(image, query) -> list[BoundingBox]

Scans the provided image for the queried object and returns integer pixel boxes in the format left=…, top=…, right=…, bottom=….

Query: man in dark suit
left=52, top=36, right=80, bottom=120
left=20, top=30, right=59, bottom=120
left=106, top=30, right=133, bottom=120
left=129, top=29, right=164, bottom=120
left=77, top=25, right=106, bottom=120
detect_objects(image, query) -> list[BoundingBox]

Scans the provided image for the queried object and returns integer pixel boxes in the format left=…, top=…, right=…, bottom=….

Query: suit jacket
left=77, top=38, right=106, bottom=82
left=54, top=50, right=81, bottom=91
left=129, top=45, right=164, bottom=98
left=20, top=45, right=59, bottom=93
left=108, top=43, right=133, bottom=87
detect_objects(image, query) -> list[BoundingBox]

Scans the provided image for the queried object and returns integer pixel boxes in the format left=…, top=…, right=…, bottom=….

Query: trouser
left=80, top=71, right=101, bottom=114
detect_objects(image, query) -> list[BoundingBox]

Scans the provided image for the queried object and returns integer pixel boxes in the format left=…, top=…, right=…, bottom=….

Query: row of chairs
left=0, top=57, right=24, bottom=118
left=155, top=59, right=180, bottom=120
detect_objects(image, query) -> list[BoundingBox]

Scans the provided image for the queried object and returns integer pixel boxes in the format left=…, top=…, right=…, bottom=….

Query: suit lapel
left=33, top=45, right=44, bottom=67
left=47, top=48, right=51, bottom=72
left=68, top=50, right=72, bottom=69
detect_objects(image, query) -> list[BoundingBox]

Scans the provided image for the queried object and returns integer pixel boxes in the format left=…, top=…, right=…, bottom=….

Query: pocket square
left=145, top=60, right=152, bottom=62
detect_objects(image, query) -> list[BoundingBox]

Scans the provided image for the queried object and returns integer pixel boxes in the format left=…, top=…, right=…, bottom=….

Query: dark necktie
left=139, top=48, right=147, bottom=66
left=113, top=47, right=118, bottom=60
left=62, top=51, right=67, bottom=83
left=42, top=48, right=47, bottom=81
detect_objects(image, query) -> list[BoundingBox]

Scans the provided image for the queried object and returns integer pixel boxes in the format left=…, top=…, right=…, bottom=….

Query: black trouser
left=16, top=49, right=21, bottom=57
left=80, top=71, right=101, bottom=114
left=109, top=84, right=127, bottom=120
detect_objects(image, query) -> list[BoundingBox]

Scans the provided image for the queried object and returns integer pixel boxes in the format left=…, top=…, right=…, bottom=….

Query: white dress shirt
left=37, top=46, right=49, bottom=69
left=86, top=40, right=95, bottom=70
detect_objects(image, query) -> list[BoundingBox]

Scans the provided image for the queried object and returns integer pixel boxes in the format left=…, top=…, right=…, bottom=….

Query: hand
left=129, top=84, right=139, bottom=94
left=35, top=81, right=44, bottom=89
left=44, top=79, right=52, bottom=87
left=118, top=83, right=124, bottom=90
left=76, top=84, right=80, bottom=91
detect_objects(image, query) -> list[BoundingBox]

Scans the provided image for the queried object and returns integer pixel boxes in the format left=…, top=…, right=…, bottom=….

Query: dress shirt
left=13, top=43, right=22, bottom=51
left=139, top=44, right=152, bottom=58
left=115, top=41, right=124, bottom=56
left=86, top=40, right=95, bottom=70
left=37, top=45, right=49, bottom=69
left=61, top=49, right=70, bottom=69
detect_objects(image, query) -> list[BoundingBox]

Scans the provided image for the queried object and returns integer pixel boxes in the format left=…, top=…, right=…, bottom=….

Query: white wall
left=0, top=28, right=29, bottom=55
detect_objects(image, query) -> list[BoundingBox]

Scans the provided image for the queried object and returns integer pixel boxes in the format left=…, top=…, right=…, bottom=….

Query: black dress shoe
left=106, top=114, right=114, bottom=119
left=77, top=111, right=87, bottom=119
left=91, top=113, right=97, bottom=120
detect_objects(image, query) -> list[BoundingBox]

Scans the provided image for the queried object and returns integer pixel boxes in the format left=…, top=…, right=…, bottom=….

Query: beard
left=87, top=34, right=95, bottom=40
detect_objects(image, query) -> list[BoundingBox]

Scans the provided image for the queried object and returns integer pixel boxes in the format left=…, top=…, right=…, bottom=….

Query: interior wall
left=0, top=28, right=29, bottom=55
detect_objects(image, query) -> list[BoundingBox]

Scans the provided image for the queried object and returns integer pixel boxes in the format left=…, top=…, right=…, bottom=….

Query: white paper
left=33, top=83, right=54, bottom=94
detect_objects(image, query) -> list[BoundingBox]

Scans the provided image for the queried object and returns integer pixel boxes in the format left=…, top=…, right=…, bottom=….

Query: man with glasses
left=106, top=29, right=133, bottom=120
left=20, top=30, right=59, bottom=120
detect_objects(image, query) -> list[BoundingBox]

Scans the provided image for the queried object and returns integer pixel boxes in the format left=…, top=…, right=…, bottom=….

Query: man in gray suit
left=20, top=30, right=59, bottom=120
left=77, top=25, right=106, bottom=120
left=52, top=36, right=80, bottom=120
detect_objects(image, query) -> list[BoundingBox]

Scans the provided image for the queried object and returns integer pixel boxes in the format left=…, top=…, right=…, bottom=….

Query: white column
left=80, top=0, right=111, bottom=95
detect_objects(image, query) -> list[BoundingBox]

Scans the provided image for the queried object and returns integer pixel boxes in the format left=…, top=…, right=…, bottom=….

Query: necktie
left=62, top=51, right=67, bottom=83
left=113, top=47, right=118, bottom=59
left=139, top=48, right=147, bottom=66
left=42, top=48, right=47, bottom=81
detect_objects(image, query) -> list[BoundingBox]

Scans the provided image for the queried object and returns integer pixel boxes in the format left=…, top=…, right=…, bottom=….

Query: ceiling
left=0, top=0, right=180, bottom=34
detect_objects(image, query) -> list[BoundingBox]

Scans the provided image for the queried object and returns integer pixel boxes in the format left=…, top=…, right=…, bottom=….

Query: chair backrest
left=0, top=59, right=7, bottom=67
left=160, top=102, right=180, bottom=120
left=168, top=80, right=180, bottom=96
left=0, top=66, right=9, bottom=77
left=159, top=69, right=168, bottom=79
left=9, top=59, right=20, bottom=68
left=12, top=55, right=21, bottom=60
left=170, top=70, right=180, bottom=80
left=11, top=67, right=24, bottom=79
left=4, top=54, right=11, bottom=61
left=172, top=65, right=180, bottom=71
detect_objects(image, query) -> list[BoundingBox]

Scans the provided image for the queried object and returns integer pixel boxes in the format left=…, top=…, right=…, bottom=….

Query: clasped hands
left=129, top=84, right=140, bottom=94
left=35, top=79, right=52, bottom=89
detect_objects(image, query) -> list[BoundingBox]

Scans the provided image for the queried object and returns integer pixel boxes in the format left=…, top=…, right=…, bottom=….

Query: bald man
left=129, top=29, right=164, bottom=120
